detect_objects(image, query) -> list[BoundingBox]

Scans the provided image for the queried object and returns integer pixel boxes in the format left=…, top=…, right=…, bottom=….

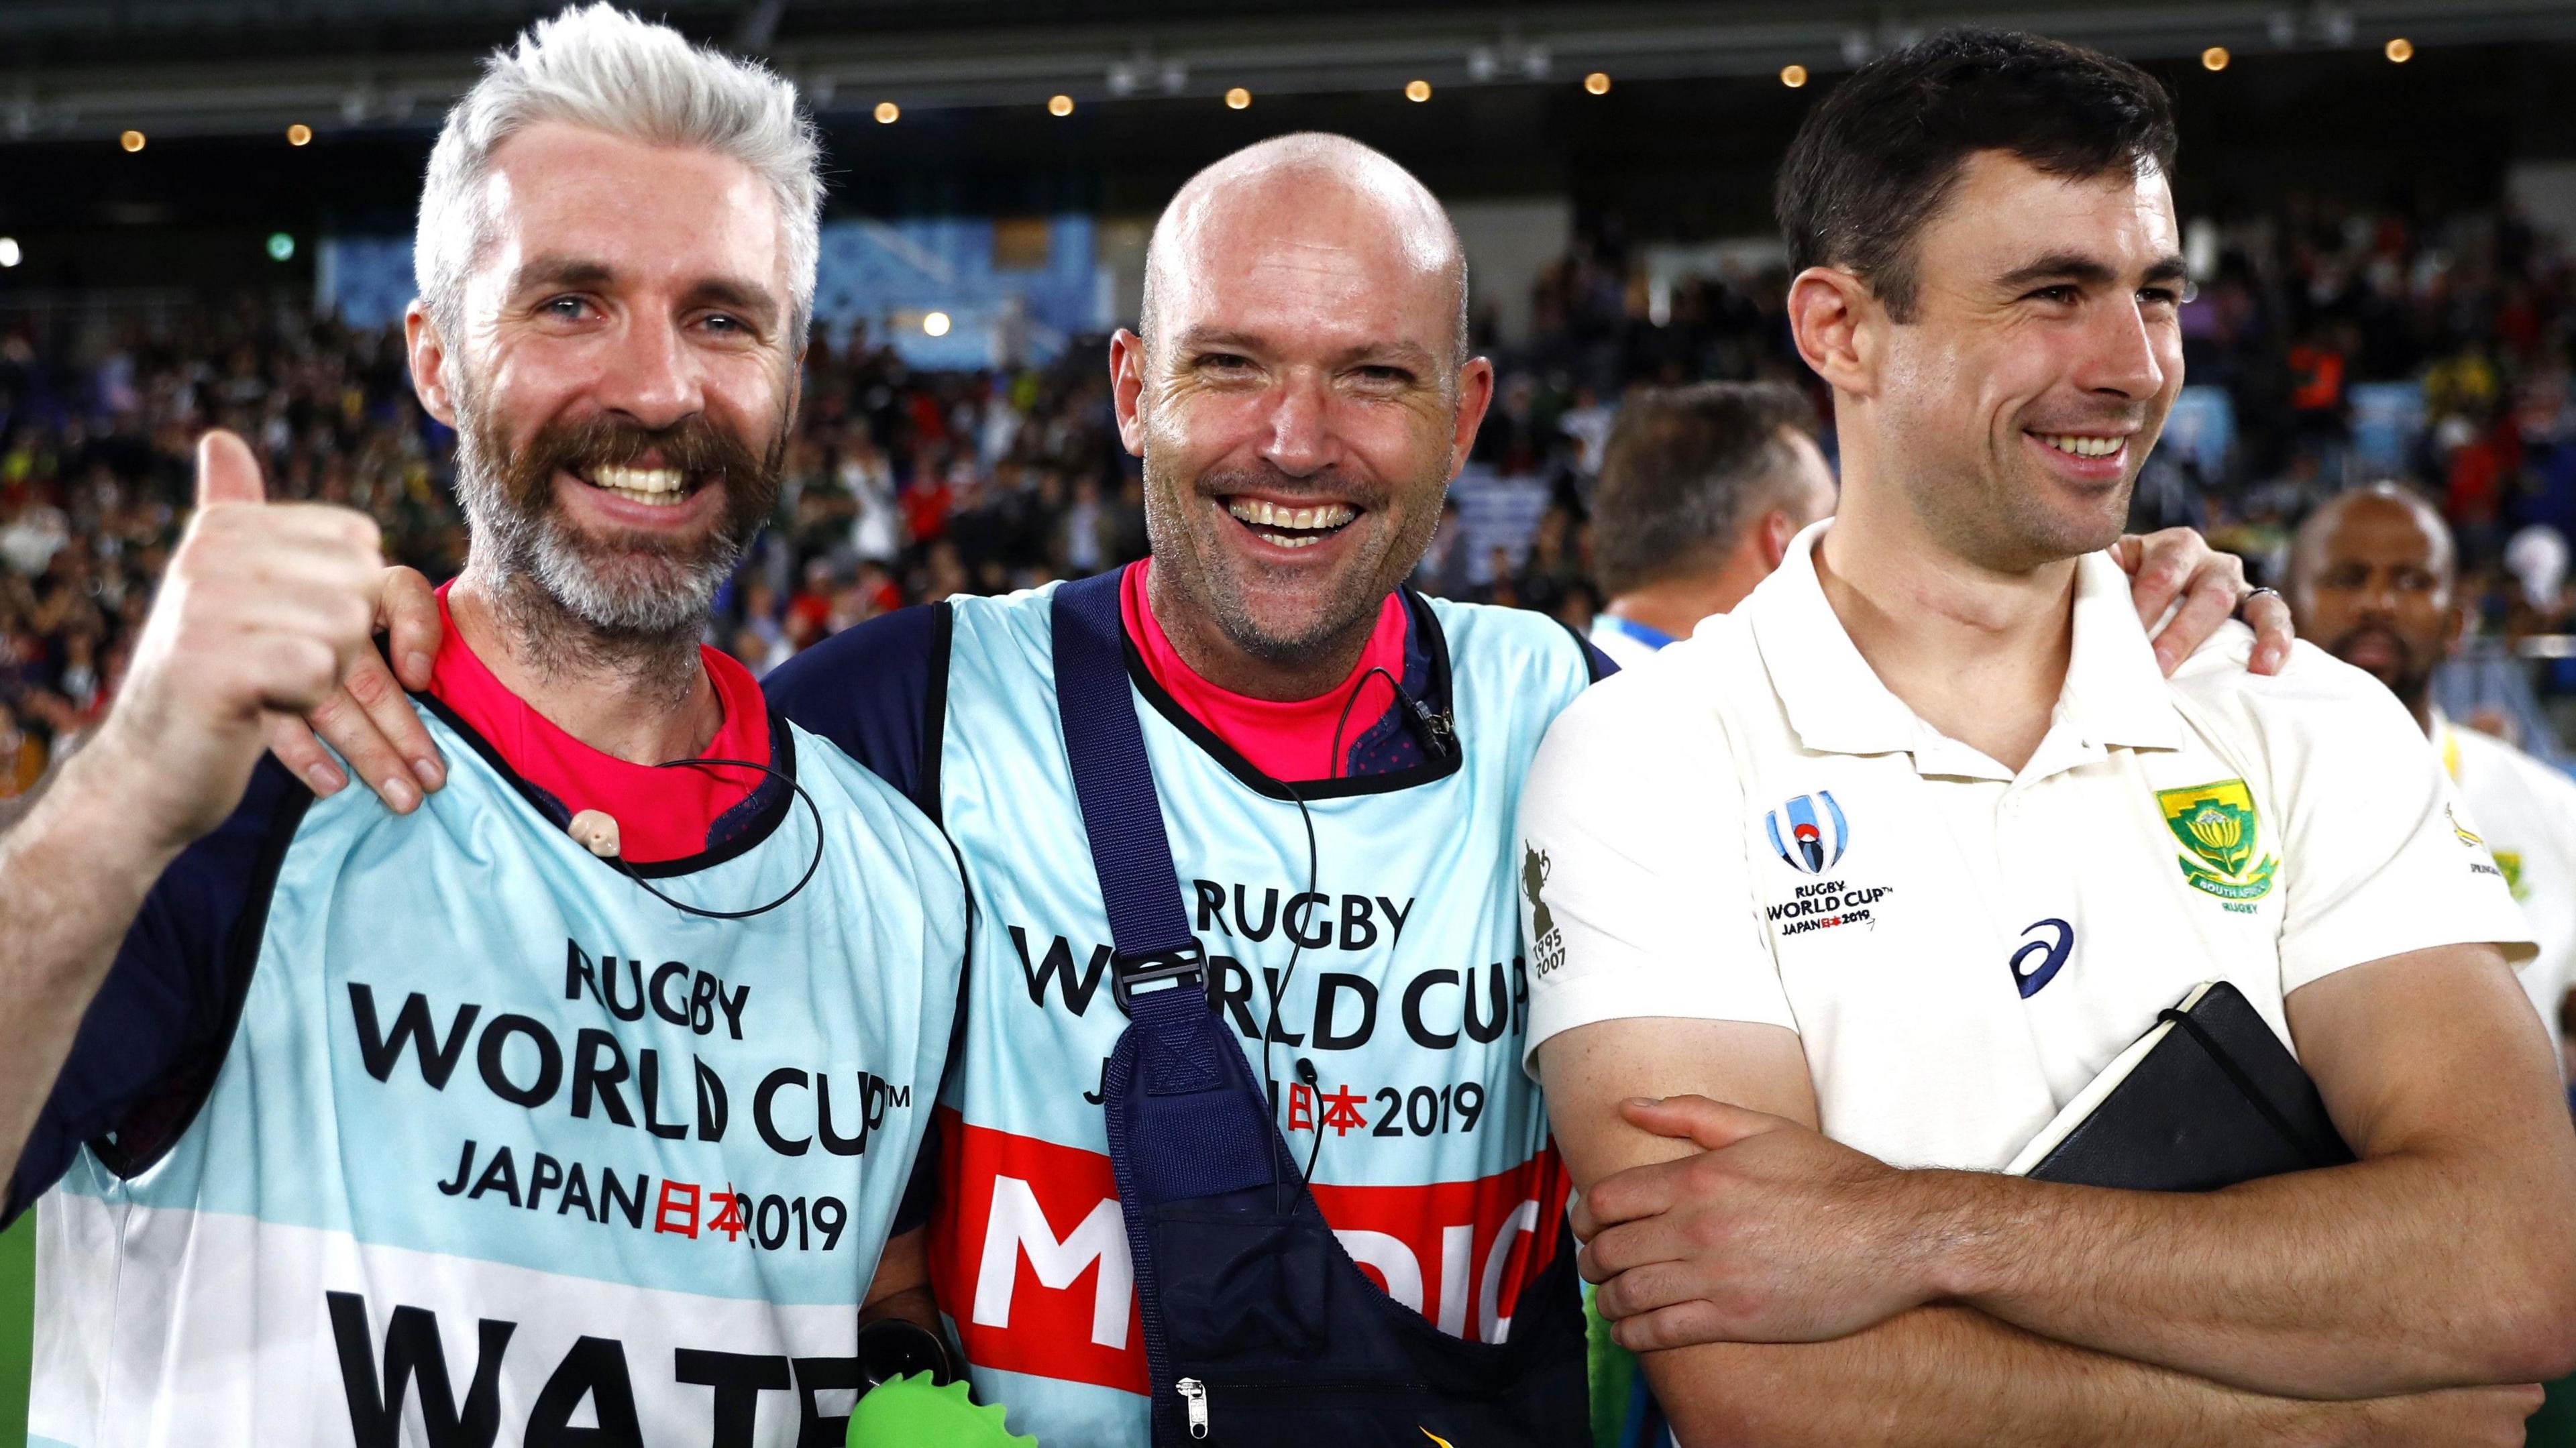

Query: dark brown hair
left=1776, top=29, right=2178, bottom=321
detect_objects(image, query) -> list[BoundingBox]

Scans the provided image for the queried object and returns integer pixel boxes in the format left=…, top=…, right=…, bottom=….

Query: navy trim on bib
left=761, top=600, right=951, bottom=820
left=87, top=761, right=313, bottom=1183
left=916, top=602, right=953, bottom=826
left=5, top=758, right=315, bottom=1225
left=1557, top=616, right=1619, bottom=682
left=409, top=689, right=801, bottom=879
left=1126, top=587, right=1466, bottom=802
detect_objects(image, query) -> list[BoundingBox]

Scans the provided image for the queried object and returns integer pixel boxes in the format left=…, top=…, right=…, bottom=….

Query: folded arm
left=1910, top=946, right=2576, bottom=1396
left=1541, top=1017, right=2548, bottom=1447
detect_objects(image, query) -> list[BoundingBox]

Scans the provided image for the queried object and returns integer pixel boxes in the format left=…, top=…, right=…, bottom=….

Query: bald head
left=2289, top=485, right=2456, bottom=594
left=1108, top=131, right=1495, bottom=700
left=2286, top=484, right=2460, bottom=722
left=1140, top=132, right=1470, bottom=371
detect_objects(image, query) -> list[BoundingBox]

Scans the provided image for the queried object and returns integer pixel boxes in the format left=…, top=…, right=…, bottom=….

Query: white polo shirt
left=2438, top=712, right=2576, bottom=1060
left=1518, top=522, right=2533, bottom=1171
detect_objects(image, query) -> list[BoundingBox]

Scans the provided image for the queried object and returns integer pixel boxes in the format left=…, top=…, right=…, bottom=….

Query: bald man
left=2288, top=484, right=2576, bottom=1073
left=292, top=130, right=2283, bottom=1447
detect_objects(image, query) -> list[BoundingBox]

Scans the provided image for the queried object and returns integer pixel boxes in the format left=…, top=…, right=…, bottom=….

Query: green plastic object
left=847, top=1372, right=1038, bottom=1447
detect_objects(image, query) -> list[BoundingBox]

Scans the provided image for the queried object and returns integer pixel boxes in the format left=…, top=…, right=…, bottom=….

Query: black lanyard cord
left=597, top=756, right=828, bottom=922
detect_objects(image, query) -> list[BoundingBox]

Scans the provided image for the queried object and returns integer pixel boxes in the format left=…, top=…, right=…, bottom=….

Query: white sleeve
left=2265, top=650, right=2535, bottom=994
left=1517, top=669, right=1791, bottom=1071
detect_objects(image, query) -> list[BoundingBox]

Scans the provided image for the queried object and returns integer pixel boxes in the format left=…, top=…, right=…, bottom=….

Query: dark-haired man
left=1525, top=29, right=2575, bottom=1446
left=2286, top=484, right=2576, bottom=1074
left=1585, top=383, right=1837, bottom=669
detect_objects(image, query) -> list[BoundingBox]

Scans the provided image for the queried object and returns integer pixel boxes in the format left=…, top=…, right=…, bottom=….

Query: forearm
left=861, top=1284, right=942, bottom=1334
left=0, top=738, right=178, bottom=1184
left=1915, top=1147, right=2575, bottom=1396
left=861, top=1227, right=940, bottom=1332
left=1646, top=1303, right=2404, bottom=1448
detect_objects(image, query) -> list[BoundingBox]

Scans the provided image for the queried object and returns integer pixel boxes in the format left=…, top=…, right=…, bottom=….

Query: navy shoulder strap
left=1049, top=571, right=1205, bottom=997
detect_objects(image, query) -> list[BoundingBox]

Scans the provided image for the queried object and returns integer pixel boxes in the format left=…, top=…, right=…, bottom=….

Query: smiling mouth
left=1226, top=497, right=1359, bottom=550
left=2031, top=433, right=2128, bottom=459
left=570, top=463, right=708, bottom=509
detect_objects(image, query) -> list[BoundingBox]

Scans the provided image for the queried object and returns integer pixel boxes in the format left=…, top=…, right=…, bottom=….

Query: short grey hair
left=415, top=3, right=822, bottom=349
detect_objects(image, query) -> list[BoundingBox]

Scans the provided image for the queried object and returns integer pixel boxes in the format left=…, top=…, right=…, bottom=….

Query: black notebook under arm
left=2015, top=980, right=2355, bottom=1192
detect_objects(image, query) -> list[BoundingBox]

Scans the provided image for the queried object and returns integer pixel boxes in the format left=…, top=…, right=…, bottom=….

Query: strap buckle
left=1112, top=940, right=1207, bottom=1014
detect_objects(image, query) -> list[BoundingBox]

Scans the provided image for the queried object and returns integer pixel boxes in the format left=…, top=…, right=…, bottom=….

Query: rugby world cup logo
left=1765, top=791, right=1849, bottom=875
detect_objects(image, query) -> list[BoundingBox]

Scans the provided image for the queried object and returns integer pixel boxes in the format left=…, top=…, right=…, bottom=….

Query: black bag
left=1050, top=572, right=1589, bottom=1447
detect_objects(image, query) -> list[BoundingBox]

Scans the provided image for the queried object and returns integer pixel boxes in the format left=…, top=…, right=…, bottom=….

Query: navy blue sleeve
left=3, top=759, right=310, bottom=1227
left=891, top=1115, right=940, bottom=1235
left=762, top=602, right=951, bottom=820
left=766, top=602, right=965, bottom=1237
left=1554, top=618, right=1619, bottom=681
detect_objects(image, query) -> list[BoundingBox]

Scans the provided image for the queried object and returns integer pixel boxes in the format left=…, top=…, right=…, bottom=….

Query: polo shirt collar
left=1746, top=521, right=2182, bottom=774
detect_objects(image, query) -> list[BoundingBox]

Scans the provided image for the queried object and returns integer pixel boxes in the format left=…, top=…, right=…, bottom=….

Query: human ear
left=405, top=302, right=459, bottom=428
left=1109, top=329, right=1149, bottom=457
left=1760, top=508, right=1799, bottom=571
left=1786, top=268, right=1876, bottom=398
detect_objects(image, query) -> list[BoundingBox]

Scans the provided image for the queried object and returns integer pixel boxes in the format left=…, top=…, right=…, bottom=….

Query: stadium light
left=2202, top=46, right=2231, bottom=71
left=923, top=311, right=952, bottom=337
left=1779, top=64, right=1808, bottom=88
left=1584, top=72, right=1611, bottom=95
left=0, top=238, right=19, bottom=269
left=2385, top=37, right=2414, bottom=62
left=1048, top=94, right=1074, bottom=116
left=874, top=101, right=900, bottom=123
left=1405, top=79, right=1432, bottom=102
left=266, top=233, right=295, bottom=262
left=1225, top=87, right=1251, bottom=109
left=119, top=129, right=146, bottom=152
left=286, top=123, right=312, bottom=146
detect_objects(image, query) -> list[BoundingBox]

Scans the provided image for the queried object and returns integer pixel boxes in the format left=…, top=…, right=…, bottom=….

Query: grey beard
left=452, top=429, right=729, bottom=696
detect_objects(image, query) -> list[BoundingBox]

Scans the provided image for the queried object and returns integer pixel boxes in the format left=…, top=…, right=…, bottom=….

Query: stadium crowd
left=5, top=194, right=2576, bottom=797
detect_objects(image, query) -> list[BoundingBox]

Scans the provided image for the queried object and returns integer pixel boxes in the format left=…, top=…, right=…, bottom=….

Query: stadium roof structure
left=7, top=0, right=2576, bottom=143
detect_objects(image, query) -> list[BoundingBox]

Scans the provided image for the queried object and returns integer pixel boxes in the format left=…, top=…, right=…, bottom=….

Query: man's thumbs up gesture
left=89, top=429, right=386, bottom=848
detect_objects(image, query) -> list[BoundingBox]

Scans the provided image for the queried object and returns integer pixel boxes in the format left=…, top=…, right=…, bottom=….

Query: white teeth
left=592, top=464, right=687, bottom=494
left=2037, top=434, right=2123, bottom=459
left=600, top=486, right=686, bottom=507
left=1260, top=531, right=1324, bottom=549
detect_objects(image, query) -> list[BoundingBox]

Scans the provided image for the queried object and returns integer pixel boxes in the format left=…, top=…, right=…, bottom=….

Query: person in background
left=1585, top=382, right=1837, bottom=669
left=1409, top=495, right=1472, bottom=598
left=2286, top=483, right=2576, bottom=1075
left=0, top=698, right=43, bottom=800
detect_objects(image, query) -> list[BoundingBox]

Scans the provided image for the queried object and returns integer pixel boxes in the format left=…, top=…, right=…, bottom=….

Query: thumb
left=195, top=429, right=266, bottom=509
left=1619, top=1094, right=1785, bottom=1151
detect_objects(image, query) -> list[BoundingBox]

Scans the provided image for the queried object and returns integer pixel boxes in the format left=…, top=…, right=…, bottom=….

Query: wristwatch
left=856, top=1315, right=956, bottom=1388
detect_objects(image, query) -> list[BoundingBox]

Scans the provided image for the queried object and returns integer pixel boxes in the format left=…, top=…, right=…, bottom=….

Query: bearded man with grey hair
left=0, top=7, right=968, bottom=1443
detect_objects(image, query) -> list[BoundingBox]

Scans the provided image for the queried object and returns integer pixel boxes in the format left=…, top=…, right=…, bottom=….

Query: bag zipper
left=1177, top=1377, right=1210, bottom=1439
